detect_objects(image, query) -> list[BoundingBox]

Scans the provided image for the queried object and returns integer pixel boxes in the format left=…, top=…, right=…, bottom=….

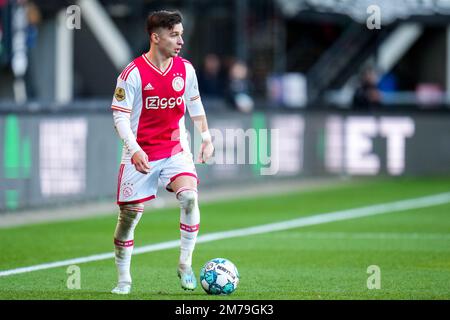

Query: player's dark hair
left=146, top=10, right=183, bottom=36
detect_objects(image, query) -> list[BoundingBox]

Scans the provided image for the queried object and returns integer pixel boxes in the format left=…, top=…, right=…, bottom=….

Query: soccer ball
left=199, top=258, right=240, bottom=295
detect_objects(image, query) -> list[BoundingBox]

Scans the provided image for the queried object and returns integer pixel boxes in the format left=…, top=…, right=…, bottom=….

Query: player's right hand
left=132, top=150, right=151, bottom=174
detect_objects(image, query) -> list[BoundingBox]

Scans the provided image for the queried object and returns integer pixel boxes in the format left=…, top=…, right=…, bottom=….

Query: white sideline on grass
left=1, top=192, right=450, bottom=277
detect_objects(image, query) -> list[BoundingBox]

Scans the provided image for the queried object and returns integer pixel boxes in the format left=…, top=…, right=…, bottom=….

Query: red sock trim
left=176, top=187, right=198, bottom=199
left=124, top=206, right=144, bottom=213
left=180, top=223, right=200, bottom=232
left=114, top=239, right=134, bottom=247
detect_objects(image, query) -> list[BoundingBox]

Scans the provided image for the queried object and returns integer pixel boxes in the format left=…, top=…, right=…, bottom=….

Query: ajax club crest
left=172, top=76, right=184, bottom=92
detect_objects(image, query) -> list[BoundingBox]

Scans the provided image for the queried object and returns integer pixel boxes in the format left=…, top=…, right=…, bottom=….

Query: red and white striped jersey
left=111, top=54, right=205, bottom=163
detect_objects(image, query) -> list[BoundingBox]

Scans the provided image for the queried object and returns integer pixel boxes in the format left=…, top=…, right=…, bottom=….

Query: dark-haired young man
left=110, top=10, right=214, bottom=294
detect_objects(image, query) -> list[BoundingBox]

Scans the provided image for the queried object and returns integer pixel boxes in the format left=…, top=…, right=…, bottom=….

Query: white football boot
left=177, top=266, right=197, bottom=291
left=111, top=282, right=131, bottom=295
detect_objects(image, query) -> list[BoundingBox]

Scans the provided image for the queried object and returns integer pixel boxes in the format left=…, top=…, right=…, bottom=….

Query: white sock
left=114, top=204, right=143, bottom=285
left=177, top=188, right=200, bottom=269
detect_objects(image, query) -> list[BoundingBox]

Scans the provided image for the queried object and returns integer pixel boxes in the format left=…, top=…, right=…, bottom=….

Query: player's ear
left=151, top=32, right=159, bottom=43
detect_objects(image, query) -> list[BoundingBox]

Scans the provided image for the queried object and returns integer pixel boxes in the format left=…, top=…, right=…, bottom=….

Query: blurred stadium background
left=0, top=0, right=449, bottom=300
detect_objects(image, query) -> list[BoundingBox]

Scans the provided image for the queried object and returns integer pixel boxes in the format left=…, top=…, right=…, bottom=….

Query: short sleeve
left=111, top=62, right=139, bottom=113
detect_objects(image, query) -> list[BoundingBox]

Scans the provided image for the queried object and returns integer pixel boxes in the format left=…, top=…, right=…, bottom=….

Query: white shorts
left=116, top=150, right=199, bottom=205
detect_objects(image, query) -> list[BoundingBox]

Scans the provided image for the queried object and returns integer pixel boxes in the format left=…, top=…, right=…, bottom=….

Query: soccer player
left=110, top=10, right=214, bottom=294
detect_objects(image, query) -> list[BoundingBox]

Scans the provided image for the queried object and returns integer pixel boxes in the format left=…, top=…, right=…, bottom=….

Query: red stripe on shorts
left=116, top=164, right=125, bottom=203
left=169, top=172, right=199, bottom=184
left=117, top=195, right=156, bottom=205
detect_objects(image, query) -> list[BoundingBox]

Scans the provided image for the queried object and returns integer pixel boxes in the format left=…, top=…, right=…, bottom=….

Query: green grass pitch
left=0, top=177, right=449, bottom=300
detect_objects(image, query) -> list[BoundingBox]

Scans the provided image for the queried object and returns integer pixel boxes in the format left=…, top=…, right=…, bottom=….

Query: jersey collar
left=142, top=54, right=174, bottom=76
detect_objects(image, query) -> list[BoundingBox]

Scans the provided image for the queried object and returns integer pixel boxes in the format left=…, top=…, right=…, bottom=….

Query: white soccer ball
left=199, top=258, right=240, bottom=295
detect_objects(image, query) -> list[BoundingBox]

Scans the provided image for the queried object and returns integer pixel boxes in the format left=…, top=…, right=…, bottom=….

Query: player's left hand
left=197, top=140, right=214, bottom=163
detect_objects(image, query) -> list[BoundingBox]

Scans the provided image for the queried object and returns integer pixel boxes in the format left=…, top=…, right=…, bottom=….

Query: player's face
left=155, top=23, right=184, bottom=58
